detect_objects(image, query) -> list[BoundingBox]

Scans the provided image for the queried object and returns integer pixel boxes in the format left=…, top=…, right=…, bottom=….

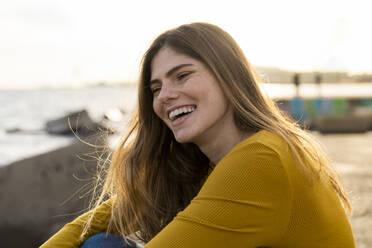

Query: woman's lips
left=171, top=110, right=194, bottom=127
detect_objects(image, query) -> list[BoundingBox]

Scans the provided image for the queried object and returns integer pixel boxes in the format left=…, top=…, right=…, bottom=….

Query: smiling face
left=150, top=46, right=235, bottom=145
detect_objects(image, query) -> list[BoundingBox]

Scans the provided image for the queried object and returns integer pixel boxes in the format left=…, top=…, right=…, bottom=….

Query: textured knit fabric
left=40, top=130, right=355, bottom=248
left=40, top=200, right=112, bottom=247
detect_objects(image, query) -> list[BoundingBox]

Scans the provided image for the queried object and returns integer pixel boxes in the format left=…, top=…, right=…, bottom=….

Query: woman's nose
left=157, top=84, right=179, bottom=102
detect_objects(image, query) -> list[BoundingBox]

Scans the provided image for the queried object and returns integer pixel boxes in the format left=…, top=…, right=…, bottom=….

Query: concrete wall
left=0, top=135, right=106, bottom=247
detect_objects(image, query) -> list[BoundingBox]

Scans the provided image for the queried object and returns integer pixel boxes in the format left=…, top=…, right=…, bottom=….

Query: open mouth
left=169, top=106, right=196, bottom=121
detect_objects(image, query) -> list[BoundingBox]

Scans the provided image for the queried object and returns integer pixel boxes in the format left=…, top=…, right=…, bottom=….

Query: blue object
left=80, top=233, right=140, bottom=248
left=289, top=97, right=306, bottom=122
left=316, top=98, right=332, bottom=115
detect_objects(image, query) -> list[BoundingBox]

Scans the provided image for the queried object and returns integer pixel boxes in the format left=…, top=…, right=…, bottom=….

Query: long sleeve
left=40, top=199, right=112, bottom=248
left=40, top=130, right=355, bottom=247
left=145, top=142, right=293, bottom=248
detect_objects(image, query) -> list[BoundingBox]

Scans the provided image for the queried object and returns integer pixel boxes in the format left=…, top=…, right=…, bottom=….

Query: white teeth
left=169, top=106, right=195, bottom=121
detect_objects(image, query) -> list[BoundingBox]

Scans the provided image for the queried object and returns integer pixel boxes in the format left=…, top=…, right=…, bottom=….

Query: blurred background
left=0, top=0, right=371, bottom=247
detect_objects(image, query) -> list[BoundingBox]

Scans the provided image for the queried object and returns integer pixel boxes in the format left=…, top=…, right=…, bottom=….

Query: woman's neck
left=196, top=129, right=255, bottom=165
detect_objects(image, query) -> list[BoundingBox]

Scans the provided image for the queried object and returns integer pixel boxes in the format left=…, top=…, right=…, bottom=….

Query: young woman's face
left=150, top=46, right=234, bottom=144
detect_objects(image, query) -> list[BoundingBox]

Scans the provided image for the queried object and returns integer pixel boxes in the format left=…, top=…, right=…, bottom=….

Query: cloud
left=0, top=0, right=73, bottom=31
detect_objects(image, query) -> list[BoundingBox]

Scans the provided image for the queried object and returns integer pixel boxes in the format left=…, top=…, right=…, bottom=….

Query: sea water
left=1, top=82, right=372, bottom=167
left=0, top=84, right=138, bottom=166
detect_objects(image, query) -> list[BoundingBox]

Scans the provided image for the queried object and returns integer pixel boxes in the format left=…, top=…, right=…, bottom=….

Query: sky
left=0, top=0, right=371, bottom=89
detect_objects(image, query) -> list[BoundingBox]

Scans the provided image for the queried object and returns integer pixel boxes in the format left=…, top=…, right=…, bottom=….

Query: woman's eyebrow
left=150, top=63, right=194, bottom=85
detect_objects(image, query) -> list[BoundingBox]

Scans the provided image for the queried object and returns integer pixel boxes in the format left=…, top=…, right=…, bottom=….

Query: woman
left=41, top=22, right=355, bottom=247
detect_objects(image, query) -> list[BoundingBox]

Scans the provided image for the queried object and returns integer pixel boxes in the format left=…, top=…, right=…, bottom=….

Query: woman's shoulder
left=215, top=130, right=290, bottom=177
left=227, top=130, right=289, bottom=159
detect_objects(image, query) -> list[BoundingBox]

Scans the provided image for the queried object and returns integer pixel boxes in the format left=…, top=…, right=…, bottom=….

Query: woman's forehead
left=150, top=47, right=199, bottom=80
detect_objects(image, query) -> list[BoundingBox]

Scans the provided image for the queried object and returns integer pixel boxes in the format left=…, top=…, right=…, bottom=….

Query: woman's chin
left=173, top=132, right=194, bottom=144
left=174, top=136, right=191, bottom=144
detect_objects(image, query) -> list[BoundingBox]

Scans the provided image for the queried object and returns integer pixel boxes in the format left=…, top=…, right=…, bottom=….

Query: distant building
left=317, top=71, right=350, bottom=83
left=255, top=66, right=352, bottom=84
left=255, top=67, right=293, bottom=84
left=349, top=73, right=372, bottom=82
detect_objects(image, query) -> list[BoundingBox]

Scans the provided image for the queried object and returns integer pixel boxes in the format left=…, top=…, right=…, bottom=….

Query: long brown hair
left=82, top=22, right=351, bottom=243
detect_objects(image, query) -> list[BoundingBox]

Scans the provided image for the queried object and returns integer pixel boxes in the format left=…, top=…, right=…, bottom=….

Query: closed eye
left=149, top=81, right=161, bottom=95
left=151, top=86, right=161, bottom=95
left=176, top=71, right=192, bottom=81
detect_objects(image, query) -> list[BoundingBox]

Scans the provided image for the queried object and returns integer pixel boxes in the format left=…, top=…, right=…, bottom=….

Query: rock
left=45, top=110, right=108, bottom=136
left=5, top=127, right=22, bottom=134
left=0, top=134, right=107, bottom=247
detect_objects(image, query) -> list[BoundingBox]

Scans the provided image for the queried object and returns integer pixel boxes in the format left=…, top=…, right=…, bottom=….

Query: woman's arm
left=40, top=199, right=112, bottom=248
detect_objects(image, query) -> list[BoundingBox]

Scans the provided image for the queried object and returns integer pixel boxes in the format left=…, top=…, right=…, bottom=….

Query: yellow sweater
left=41, top=130, right=355, bottom=247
